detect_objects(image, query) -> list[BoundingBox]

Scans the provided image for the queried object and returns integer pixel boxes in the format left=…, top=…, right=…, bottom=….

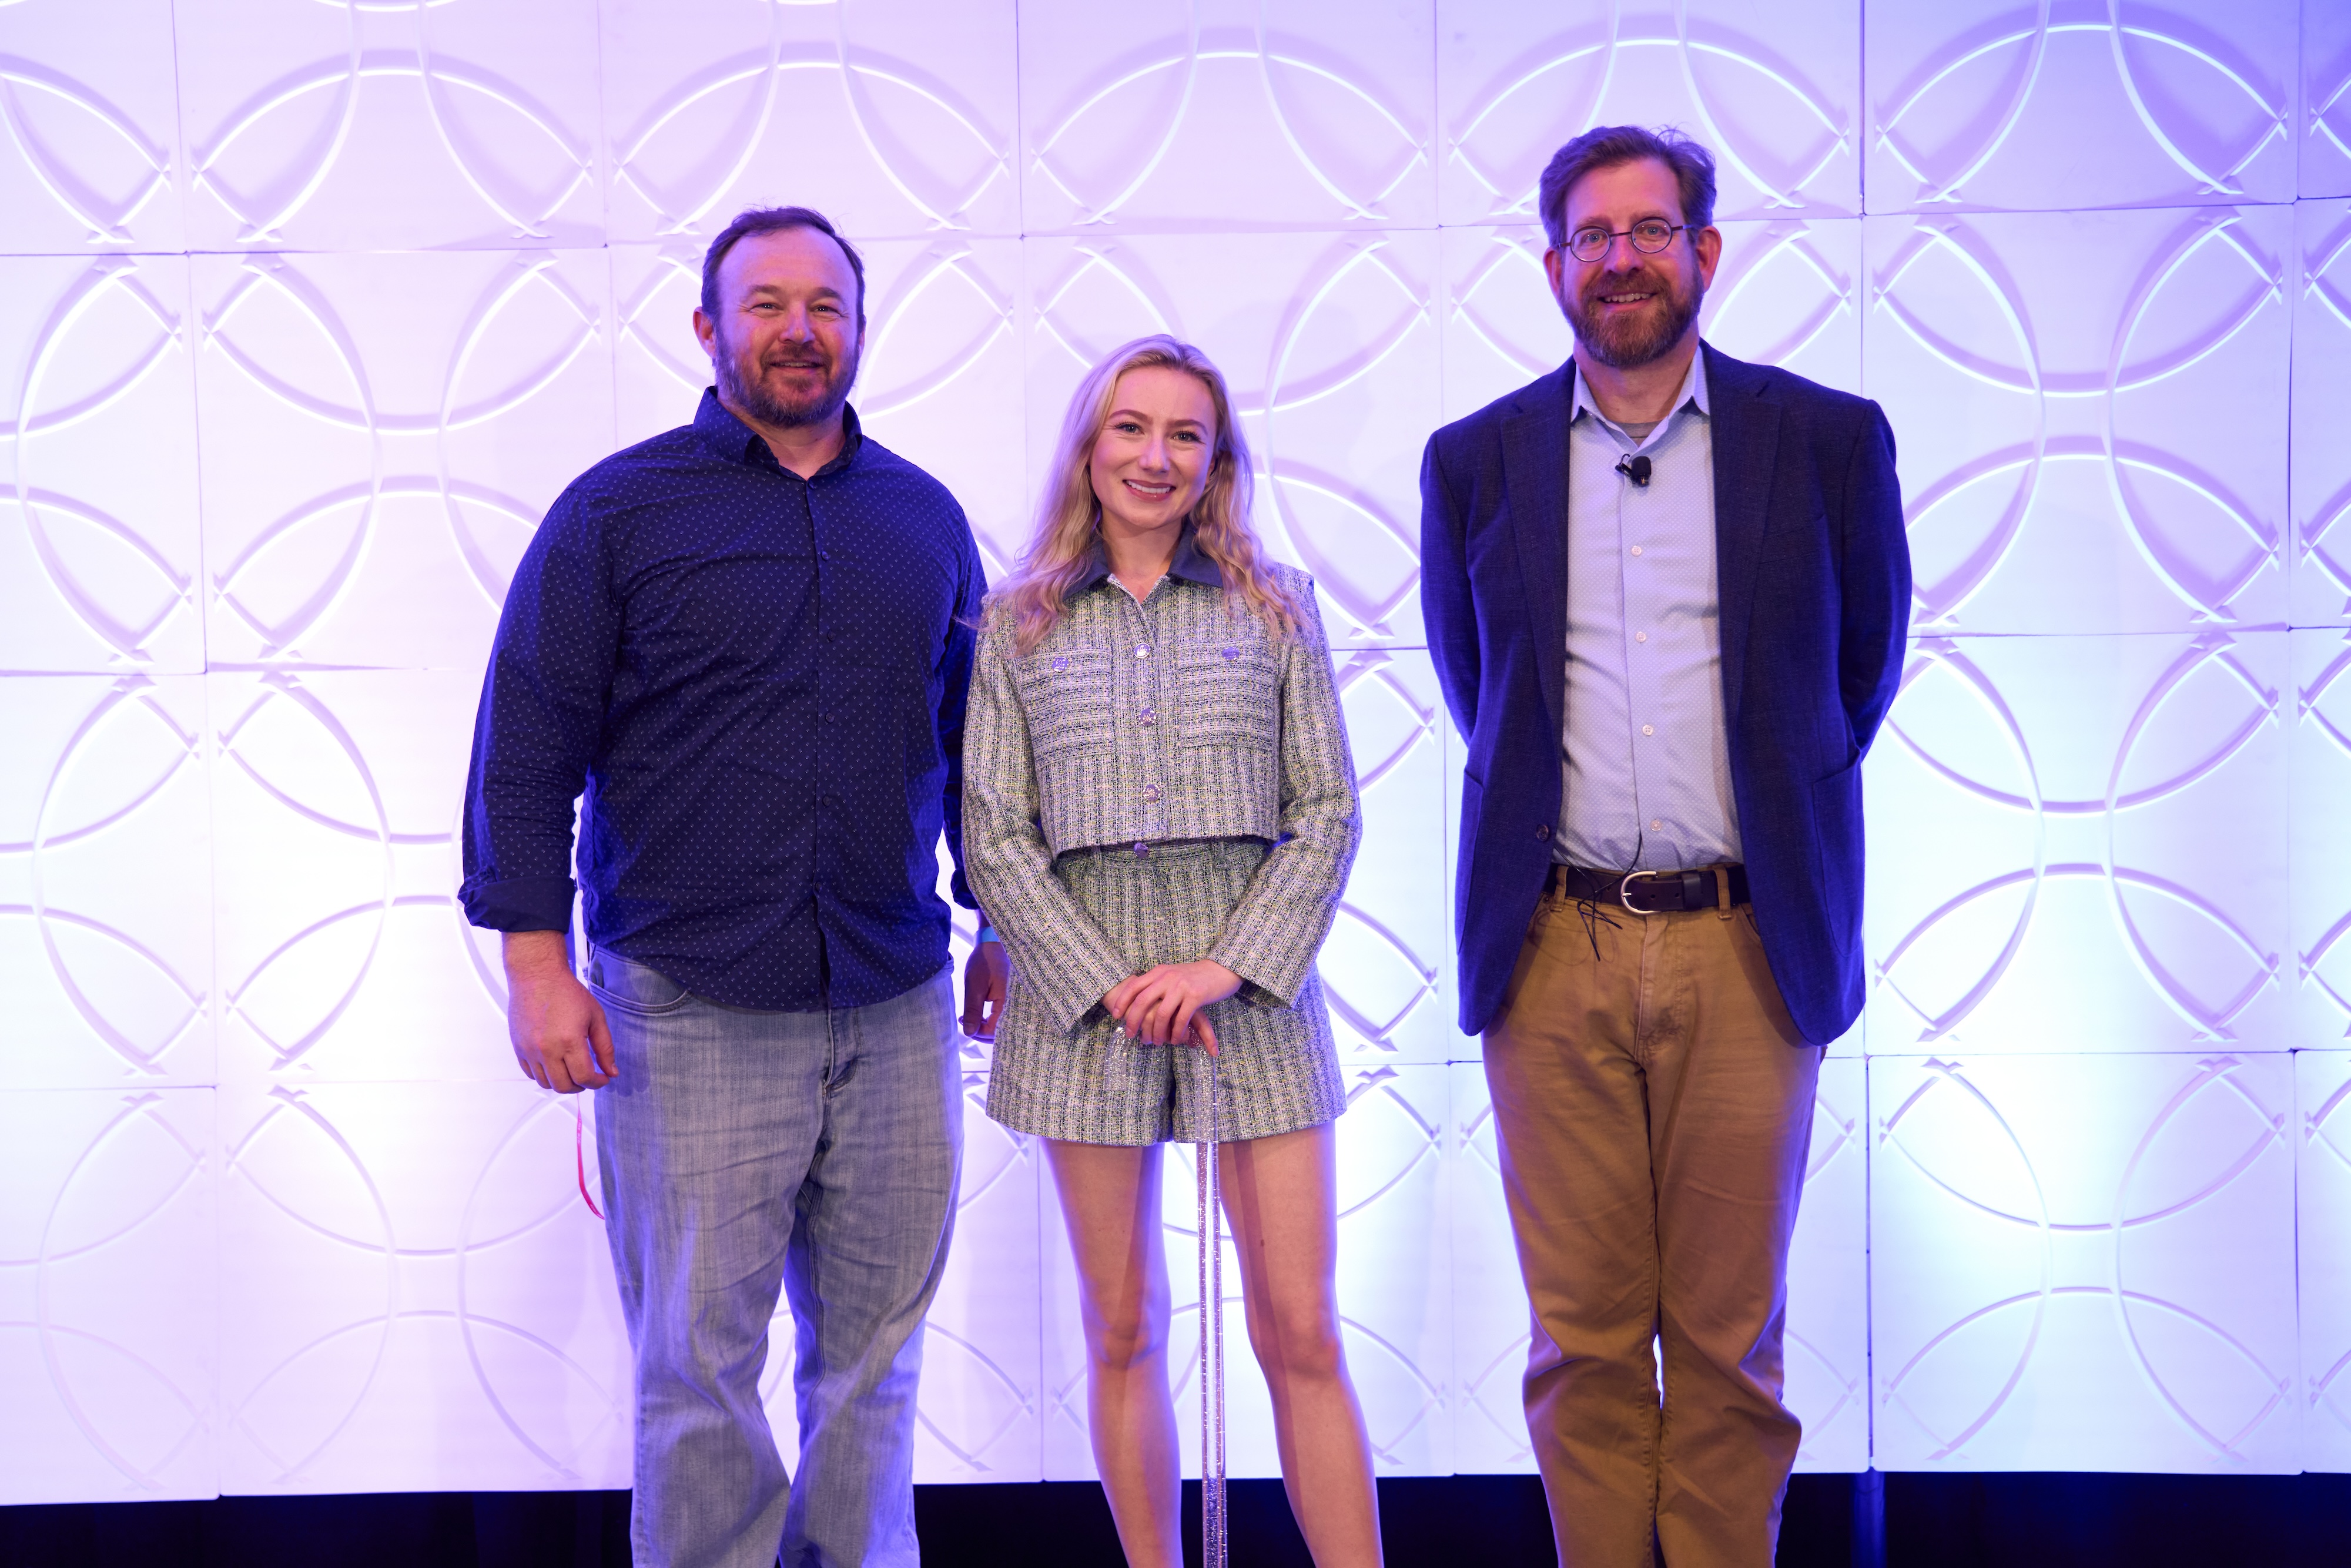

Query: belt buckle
left=1617, top=869, right=1667, bottom=914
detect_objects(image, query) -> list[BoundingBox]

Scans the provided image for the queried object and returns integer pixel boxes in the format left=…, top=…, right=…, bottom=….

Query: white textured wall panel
left=194, top=250, right=615, bottom=672
left=1, top=254, right=204, bottom=674
left=0, top=1088, right=216, bottom=1503
left=1865, top=205, right=2291, bottom=635
left=1866, top=633, right=2288, bottom=1054
left=0, top=0, right=185, bottom=255
left=1445, top=1062, right=1533, bottom=1475
left=208, top=670, right=501, bottom=1087
left=2296, top=199, right=2351, bottom=625
left=2, top=676, right=213, bottom=1090
left=176, top=0, right=604, bottom=252
left=2302, top=1051, right=2351, bottom=1470
left=1329, top=652, right=1452, bottom=1064
left=1436, top=0, right=1860, bottom=226
left=1866, top=1, right=2299, bottom=215
left=217, top=1078, right=630, bottom=1493
left=602, top=0, right=1020, bottom=243
left=2293, top=629, right=2351, bottom=1046
left=1018, top=0, right=1435, bottom=235
left=2312, top=4, right=2351, bottom=199
left=1871, top=1053, right=2299, bottom=1472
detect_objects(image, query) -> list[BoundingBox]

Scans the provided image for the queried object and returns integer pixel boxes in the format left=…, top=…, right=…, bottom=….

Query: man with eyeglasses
left=1419, top=126, right=1909, bottom=1564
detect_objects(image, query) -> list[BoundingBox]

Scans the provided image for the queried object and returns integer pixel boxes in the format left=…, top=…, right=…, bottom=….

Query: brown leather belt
left=1548, top=862, right=1750, bottom=914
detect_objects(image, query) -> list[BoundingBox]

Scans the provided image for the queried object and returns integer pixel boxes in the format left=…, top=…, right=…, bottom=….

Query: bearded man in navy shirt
left=461, top=206, right=1007, bottom=1568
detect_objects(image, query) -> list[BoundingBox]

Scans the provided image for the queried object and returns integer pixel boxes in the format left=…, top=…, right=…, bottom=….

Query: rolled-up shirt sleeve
left=1207, top=588, right=1362, bottom=1006
left=460, top=485, right=619, bottom=932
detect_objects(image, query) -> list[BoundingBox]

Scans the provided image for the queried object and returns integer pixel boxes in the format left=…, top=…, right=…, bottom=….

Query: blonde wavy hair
left=991, top=335, right=1304, bottom=656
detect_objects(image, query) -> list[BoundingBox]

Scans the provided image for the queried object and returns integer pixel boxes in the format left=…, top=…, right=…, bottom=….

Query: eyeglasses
left=1563, top=220, right=1688, bottom=264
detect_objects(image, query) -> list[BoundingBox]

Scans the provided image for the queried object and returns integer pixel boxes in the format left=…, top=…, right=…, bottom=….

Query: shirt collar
left=1569, top=348, right=1709, bottom=438
left=1073, top=527, right=1227, bottom=594
left=694, top=386, right=865, bottom=477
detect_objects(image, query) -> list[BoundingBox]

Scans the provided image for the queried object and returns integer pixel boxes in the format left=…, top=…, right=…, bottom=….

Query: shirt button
left=1650, top=818, right=1663, bottom=830
left=1635, top=631, right=1648, bottom=644
left=1629, top=545, right=1643, bottom=557
left=1142, top=784, right=1161, bottom=802
left=1642, top=724, right=1655, bottom=736
left=1535, top=823, right=1551, bottom=842
left=1135, top=645, right=1151, bottom=659
left=1139, top=708, right=1157, bottom=726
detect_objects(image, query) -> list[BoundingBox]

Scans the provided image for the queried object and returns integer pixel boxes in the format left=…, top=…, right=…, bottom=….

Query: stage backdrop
left=2, top=0, right=2347, bottom=1505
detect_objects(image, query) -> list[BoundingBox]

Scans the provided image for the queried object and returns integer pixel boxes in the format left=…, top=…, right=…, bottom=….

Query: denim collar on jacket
left=1069, top=527, right=1226, bottom=594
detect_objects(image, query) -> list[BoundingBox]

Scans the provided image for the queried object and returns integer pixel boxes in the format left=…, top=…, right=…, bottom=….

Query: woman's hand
left=1101, top=961, right=1242, bottom=1054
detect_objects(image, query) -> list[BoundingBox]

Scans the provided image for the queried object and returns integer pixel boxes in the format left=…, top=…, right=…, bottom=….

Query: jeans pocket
left=584, top=949, right=695, bottom=1016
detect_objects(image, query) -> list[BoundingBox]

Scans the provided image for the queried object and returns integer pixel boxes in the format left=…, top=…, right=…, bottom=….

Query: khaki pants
left=1484, top=885, right=1822, bottom=1567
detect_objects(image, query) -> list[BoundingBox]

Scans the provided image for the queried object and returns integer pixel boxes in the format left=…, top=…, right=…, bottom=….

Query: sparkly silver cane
left=1197, top=1055, right=1227, bottom=1568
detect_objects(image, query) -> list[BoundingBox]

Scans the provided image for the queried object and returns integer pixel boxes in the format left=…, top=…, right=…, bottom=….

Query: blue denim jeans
left=587, top=950, right=962, bottom=1568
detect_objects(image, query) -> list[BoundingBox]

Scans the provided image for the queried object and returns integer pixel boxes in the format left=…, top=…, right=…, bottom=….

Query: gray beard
left=716, top=336, right=859, bottom=429
left=1569, top=272, right=1702, bottom=370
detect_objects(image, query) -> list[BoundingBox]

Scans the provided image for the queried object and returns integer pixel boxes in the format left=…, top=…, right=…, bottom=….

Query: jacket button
left=1535, top=823, right=1550, bottom=841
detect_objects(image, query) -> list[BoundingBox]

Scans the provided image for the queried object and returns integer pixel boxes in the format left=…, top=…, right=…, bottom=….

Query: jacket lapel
left=1499, top=364, right=1574, bottom=747
left=1705, top=343, right=1779, bottom=728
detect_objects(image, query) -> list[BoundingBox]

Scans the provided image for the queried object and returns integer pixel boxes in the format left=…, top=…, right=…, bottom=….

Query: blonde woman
left=963, top=336, right=1382, bottom=1565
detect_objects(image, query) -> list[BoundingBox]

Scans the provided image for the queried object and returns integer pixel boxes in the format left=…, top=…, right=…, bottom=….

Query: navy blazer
left=1419, top=343, right=1910, bottom=1046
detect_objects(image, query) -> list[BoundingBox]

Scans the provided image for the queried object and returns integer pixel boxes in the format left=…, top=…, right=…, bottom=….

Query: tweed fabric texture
left=966, top=557, right=1360, bottom=1144
left=984, top=839, right=1347, bottom=1145
left=964, top=559, right=1362, bottom=1033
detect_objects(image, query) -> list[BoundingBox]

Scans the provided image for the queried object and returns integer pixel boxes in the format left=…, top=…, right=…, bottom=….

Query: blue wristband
left=975, top=923, right=999, bottom=946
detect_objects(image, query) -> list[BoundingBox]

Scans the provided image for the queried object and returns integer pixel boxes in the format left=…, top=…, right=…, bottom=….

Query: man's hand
left=961, top=939, right=1009, bottom=1040
left=504, top=930, right=615, bottom=1093
left=1102, top=961, right=1241, bottom=1054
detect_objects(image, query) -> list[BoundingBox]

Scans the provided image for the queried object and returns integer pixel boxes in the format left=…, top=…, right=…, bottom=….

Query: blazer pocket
left=1175, top=641, right=1280, bottom=752
left=1014, top=645, right=1117, bottom=762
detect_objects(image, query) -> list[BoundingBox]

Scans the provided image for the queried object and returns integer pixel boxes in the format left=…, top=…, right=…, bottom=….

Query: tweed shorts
left=985, top=837, right=1348, bottom=1146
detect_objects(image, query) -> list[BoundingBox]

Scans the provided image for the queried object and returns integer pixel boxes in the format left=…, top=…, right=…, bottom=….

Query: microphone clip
left=1615, top=453, right=1653, bottom=488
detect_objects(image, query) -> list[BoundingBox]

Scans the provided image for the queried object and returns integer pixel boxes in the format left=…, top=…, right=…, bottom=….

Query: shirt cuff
left=461, top=876, right=575, bottom=933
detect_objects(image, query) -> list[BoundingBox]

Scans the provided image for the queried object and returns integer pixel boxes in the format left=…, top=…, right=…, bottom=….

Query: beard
left=1566, top=261, right=1702, bottom=370
left=715, top=325, right=860, bottom=429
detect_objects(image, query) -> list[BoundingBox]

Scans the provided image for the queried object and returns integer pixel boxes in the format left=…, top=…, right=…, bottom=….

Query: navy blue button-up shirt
left=460, top=390, right=985, bottom=1011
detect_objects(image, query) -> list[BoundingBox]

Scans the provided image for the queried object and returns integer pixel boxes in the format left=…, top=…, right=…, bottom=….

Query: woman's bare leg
left=1046, top=1138, right=1184, bottom=1567
left=1223, top=1123, right=1384, bottom=1566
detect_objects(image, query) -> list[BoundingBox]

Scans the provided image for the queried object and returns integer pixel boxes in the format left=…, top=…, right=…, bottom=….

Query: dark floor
left=2, top=1471, right=2347, bottom=1566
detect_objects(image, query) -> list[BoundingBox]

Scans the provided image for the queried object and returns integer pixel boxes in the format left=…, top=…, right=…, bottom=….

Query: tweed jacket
left=964, top=537, right=1362, bottom=1033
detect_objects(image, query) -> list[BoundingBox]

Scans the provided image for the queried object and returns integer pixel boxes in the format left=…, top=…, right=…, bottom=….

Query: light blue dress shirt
left=1555, top=351, right=1743, bottom=872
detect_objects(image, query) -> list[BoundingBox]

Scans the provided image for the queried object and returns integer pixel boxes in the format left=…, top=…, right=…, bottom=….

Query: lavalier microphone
left=1616, top=453, right=1652, bottom=487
